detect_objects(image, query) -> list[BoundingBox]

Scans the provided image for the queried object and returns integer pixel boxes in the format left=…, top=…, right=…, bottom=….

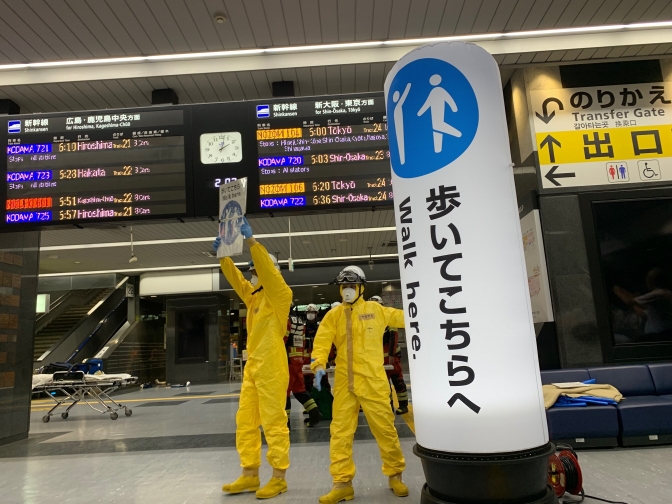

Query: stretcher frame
left=34, top=372, right=137, bottom=422
left=301, top=365, right=393, bottom=374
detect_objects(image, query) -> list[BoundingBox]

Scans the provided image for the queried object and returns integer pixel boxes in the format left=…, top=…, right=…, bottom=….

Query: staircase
left=33, top=289, right=112, bottom=361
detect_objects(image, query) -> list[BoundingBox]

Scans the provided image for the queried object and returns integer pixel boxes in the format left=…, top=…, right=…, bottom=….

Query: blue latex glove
left=582, top=378, right=596, bottom=384
left=314, top=368, right=326, bottom=391
left=240, top=216, right=253, bottom=239
left=213, top=236, right=221, bottom=252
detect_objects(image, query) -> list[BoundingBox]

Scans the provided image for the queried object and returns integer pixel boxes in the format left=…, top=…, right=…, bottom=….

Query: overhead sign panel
left=1, top=108, right=190, bottom=227
left=255, top=94, right=392, bottom=211
left=190, top=94, right=393, bottom=219
left=531, top=82, right=672, bottom=190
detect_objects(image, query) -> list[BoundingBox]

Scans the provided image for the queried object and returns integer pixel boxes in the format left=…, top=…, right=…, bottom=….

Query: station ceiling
left=0, top=0, right=670, bottom=62
left=3, top=0, right=672, bottom=276
left=1, top=1, right=672, bottom=112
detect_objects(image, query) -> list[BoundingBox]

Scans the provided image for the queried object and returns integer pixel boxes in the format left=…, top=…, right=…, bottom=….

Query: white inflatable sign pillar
left=385, top=42, right=556, bottom=504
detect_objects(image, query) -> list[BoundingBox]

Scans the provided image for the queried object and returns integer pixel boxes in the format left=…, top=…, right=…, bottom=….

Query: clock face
left=200, top=132, right=242, bottom=164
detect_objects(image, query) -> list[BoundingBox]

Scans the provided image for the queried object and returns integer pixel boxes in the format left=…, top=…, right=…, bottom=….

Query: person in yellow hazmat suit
left=311, top=265, right=409, bottom=503
left=213, top=217, right=292, bottom=499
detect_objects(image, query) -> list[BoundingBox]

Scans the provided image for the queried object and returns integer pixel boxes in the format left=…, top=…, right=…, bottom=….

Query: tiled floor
left=0, top=381, right=670, bottom=503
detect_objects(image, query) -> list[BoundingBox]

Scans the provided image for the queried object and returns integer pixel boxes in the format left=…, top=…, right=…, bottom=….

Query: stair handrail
left=34, top=287, right=112, bottom=336
left=86, top=277, right=129, bottom=316
left=35, top=292, right=70, bottom=323
left=35, top=277, right=129, bottom=363
left=66, top=297, right=128, bottom=363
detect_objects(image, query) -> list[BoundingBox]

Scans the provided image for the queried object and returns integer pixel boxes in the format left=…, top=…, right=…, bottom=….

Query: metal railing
left=37, top=278, right=129, bottom=365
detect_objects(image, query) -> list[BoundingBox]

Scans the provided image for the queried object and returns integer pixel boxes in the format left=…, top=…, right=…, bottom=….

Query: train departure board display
left=255, top=94, right=391, bottom=210
left=2, top=108, right=188, bottom=226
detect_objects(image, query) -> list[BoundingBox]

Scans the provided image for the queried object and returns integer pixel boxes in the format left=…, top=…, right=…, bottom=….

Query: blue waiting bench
left=541, top=363, right=672, bottom=448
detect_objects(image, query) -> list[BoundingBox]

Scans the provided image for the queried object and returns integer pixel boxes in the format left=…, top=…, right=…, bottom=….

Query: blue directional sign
left=387, top=58, right=479, bottom=178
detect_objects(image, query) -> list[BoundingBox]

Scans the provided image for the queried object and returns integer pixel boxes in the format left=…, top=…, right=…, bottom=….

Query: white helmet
left=248, top=253, right=280, bottom=272
left=331, top=301, right=341, bottom=309
left=369, top=295, right=384, bottom=305
left=306, top=303, right=318, bottom=313
left=333, top=265, right=366, bottom=284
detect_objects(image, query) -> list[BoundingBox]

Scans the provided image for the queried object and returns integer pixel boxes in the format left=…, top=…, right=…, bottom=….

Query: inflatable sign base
left=415, top=443, right=558, bottom=504
left=420, top=485, right=558, bottom=504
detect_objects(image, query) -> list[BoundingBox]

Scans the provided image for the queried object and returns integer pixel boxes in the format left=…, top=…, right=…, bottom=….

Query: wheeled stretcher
left=32, top=370, right=137, bottom=422
left=300, top=365, right=393, bottom=374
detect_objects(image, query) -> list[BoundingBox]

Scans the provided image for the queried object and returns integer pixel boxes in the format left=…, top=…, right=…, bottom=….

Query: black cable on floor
left=583, top=494, right=629, bottom=504
left=555, top=444, right=629, bottom=504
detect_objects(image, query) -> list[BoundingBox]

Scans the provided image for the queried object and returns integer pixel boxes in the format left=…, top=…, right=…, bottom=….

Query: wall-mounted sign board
left=531, top=82, right=672, bottom=191
left=190, top=93, right=391, bottom=218
left=2, top=107, right=191, bottom=228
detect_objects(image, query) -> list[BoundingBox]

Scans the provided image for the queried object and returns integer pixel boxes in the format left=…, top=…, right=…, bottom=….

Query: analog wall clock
left=200, top=132, right=242, bottom=164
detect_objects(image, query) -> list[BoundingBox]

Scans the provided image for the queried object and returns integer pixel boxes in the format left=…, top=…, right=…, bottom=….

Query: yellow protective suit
left=311, top=292, right=406, bottom=483
left=220, top=238, right=292, bottom=471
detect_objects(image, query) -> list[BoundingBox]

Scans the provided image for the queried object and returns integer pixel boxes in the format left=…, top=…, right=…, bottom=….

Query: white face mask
left=307, top=313, right=316, bottom=321
left=250, top=275, right=259, bottom=287
left=342, top=287, right=357, bottom=303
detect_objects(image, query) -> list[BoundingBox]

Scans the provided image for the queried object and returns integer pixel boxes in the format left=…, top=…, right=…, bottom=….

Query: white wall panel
left=140, top=270, right=215, bottom=295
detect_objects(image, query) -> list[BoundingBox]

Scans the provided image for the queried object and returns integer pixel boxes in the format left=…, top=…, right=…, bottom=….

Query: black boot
left=395, top=401, right=409, bottom=415
left=304, top=407, right=321, bottom=427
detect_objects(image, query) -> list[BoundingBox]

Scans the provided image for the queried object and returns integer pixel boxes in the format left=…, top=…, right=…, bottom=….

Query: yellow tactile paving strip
left=31, top=385, right=416, bottom=434
left=30, top=392, right=241, bottom=412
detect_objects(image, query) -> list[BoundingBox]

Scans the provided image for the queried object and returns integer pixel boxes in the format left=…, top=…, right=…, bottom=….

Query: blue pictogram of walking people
left=387, top=58, right=479, bottom=179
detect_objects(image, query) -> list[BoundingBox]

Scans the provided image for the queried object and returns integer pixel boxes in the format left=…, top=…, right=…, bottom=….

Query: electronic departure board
left=1, top=108, right=188, bottom=227
left=255, top=94, right=392, bottom=210
left=0, top=94, right=393, bottom=227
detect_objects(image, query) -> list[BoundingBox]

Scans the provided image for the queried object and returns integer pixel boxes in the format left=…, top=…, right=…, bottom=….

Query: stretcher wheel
left=125, top=409, right=132, bottom=417
left=61, top=412, right=69, bottom=420
left=110, top=412, right=118, bottom=420
left=42, top=415, right=50, bottom=423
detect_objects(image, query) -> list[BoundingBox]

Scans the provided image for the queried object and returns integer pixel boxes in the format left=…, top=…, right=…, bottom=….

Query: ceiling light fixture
left=0, top=21, right=670, bottom=72
left=40, top=226, right=397, bottom=252
left=38, top=252, right=401, bottom=277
